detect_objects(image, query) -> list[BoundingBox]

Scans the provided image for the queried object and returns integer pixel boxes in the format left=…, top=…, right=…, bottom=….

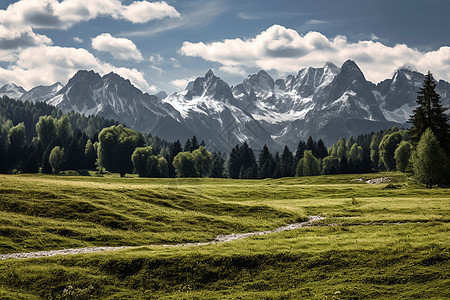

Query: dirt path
left=0, top=216, right=324, bottom=260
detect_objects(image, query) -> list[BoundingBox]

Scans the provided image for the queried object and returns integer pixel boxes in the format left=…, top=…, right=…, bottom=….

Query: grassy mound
left=0, top=172, right=448, bottom=299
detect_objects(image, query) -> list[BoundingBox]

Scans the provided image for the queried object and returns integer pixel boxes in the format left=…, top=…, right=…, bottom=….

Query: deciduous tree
left=412, top=128, right=446, bottom=188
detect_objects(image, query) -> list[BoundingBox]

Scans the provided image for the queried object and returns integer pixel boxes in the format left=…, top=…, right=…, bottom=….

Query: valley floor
left=0, top=173, right=448, bottom=299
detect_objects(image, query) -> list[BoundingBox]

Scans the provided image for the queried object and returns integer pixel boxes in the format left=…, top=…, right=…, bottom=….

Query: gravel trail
left=0, top=216, right=324, bottom=260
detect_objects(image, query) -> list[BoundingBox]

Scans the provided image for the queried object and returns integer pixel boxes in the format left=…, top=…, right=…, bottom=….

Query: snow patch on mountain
left=381, top=103, right=415, bottom=123
left=0, top=83, right=27, bottom=99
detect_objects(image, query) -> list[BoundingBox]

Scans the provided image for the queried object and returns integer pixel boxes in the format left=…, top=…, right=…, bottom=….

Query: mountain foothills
left=1, top=60, right=450, bottom=151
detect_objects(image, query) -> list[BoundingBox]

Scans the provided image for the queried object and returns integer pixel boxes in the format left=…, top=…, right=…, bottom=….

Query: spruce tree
left=211, top=151, right=225, bottom=178
left=191, top=135, right=199, bottom=151
left=294, top=140, right=307, bottom=166
left=306, top=136, right=317, bottom=156
left=280, top=145, right=294, bottom=177
left=316, top=139, right=328, bottom=159
left=171, top=140, right=183, bottom=157
left=258, top=145, right=275, bottom=179
left=184, top=139, right=191, bottom=152
left=227, top=144, right=240, bottom=179
left=273, top=152, right=282, bottom=178
left=409, top=71, right=450, bottom=153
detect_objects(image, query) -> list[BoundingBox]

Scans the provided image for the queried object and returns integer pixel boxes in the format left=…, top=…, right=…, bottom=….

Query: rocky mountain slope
left=1, top=60, right=449, bottom=151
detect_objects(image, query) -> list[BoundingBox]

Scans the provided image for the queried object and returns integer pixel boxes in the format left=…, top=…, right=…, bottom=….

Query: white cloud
left=150, top=65, right=164, bottom=75
left=305, top=19, right=328, bottom=25
left=123, top=0, right=225, bottom=37
left=0, top=25, right=52, bottom=50
left=171, top=76, right=195, bottom=90
left=370, top=33, right=380, bottom=41
left=149, top=54, right=164, bottom=63
left=0, top=0, right=180, bottom=30
left=92, top=33, right=143, bottom=61
left=219, top=65, right=246, bottom=76
left=73, top=36, right=84, bottom=43
left=170, top=57, right=181, bottom=68
left=121, top=1, right=181, bottom=23
left=0, top=45, right=154, bottom=92
left=179, top=25, right=450, bottom=83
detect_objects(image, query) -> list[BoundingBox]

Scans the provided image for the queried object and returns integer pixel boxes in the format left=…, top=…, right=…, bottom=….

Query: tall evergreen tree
left=258, top=145, right=275, bottom=179
left=280, top=145, right=294, bottom=177
left=171, top=140, right=183, bottom=157
left=316, top=139, right=328, bottom=159
left=273, top=152, right=282, bottom=178
left=228, top=144, right=241, bottom=179
left=239, top=142, right=257, bottom=179
left=210, top=151, right=225, bottom=178
left=184, top=139, right=191, bottom=152
left=409, top=71, right=450, bottom=153
left=191, top=135, right=199, bottom=151
left=306, top=136, right=317, bottom=156
left=294, top=140, right=307, bottom=166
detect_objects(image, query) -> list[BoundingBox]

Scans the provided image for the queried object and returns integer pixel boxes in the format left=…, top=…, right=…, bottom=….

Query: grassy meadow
left=0, top=172, right=448, bottom=299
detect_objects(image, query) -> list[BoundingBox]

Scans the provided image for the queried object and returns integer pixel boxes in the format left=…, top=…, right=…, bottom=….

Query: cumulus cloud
left=0, top=45, right=154, bottom=92
left=121, top=1, right=181, bottom=23
left=180, top=25, right=450, bottom=83
left=0, top=0, right=180, bottom=30
left=0, top=25, right=52, bottom=50
left=92, top=33, right=143, bottom=61
left=171, top=76, right=196, bottom=90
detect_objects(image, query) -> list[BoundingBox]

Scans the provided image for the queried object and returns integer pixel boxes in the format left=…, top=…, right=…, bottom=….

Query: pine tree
left=316, top=139, right=328, bottom=159
left=409, top=71, right=450, bottom=153
left=211, top=151, right=225, bottom=178
left=184, top=139, right=191, bottom=152
left=239, top=142, right=257, bottom=179
left=171, top=140, right=183, bottom=157
left=280, top=145, right=294, bottom=177
left=227, top=144, right=241, bottom=179
left=191, top=136, right=199, bottom=151
left=306, top=136, right=317, bottom=156
left=273, top=152, right=282, bottom=178
left=258, top=145, right=275, bottom=179
left=294, top=140, right=307, bottom=166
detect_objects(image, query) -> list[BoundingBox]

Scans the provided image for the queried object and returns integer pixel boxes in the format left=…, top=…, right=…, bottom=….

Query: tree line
left=0, top=71, right=448, bottom=187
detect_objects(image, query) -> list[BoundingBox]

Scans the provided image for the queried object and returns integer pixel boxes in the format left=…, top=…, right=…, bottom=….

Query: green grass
left=0, top=172, right=449, bottom=299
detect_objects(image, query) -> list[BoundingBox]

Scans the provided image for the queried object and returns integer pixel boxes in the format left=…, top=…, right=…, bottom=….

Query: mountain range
left=1, top=60, right=449, bottom=151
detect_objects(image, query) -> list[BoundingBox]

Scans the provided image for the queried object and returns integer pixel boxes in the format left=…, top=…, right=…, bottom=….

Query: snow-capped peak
left=0, top=82, right=27, bottom=99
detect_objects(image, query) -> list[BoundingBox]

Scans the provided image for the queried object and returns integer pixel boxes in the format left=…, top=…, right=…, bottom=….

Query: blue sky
left=0, top=0, right=449, bottom=93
